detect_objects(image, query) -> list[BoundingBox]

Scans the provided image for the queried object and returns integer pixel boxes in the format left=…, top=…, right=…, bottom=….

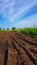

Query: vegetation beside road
left=0, top=27, right=37, bottom=36
left=20, top=28, right=37, bottom=36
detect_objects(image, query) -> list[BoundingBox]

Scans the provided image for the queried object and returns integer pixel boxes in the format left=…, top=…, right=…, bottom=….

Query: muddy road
left=0, top=32, right=37, bottom=65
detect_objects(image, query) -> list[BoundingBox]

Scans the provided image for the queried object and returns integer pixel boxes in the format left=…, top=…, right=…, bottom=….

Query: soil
left=0, top=32, right=37, bottom=65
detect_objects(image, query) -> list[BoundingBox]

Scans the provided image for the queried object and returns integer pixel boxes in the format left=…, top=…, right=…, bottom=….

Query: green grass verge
left=21, top=28, right=37, bottom=36
left=0, top=28, right=37, bottom=36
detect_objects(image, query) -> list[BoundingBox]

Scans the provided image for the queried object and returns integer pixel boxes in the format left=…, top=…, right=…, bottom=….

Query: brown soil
left=0, top=32, right=37, bottom=65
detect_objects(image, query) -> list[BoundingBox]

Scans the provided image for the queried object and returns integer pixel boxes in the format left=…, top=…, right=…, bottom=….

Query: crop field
left=20, top=28, right=37, bottom=36
left=0, top=32, right=37, bottom=65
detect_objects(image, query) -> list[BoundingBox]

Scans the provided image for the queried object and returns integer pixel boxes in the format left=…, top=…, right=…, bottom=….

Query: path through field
left=0, top=32, right=37, bottom=65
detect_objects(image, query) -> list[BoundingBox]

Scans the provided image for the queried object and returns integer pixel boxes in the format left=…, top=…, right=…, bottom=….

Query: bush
left=21, top=28, right=37, bottom=36
left=7, top=28, right=9, bottom=30
left=12, top=27, right=16, bottom=30
left=0, top=28, right=2, bottom=30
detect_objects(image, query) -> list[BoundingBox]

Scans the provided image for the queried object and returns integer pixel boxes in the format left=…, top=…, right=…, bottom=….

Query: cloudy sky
left=0, top=0, right=37, bottom=29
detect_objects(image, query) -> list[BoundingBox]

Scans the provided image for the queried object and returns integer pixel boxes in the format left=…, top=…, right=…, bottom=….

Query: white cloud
left=0, top=0, right=37, bottom=23
left=8, top=2, right=37, bottom=22
left=14, top=14, right=37, bottom=28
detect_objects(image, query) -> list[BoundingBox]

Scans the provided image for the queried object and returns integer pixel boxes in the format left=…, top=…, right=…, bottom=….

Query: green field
left=20, top=28, right=37, bottom=36
left=0, top=28, right=37, bottom=36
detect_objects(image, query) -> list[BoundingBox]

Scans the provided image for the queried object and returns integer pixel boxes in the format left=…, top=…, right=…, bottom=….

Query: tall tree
left=0, top=27, right=1, bottom=30
left=12, top=27, right=16, bottom=30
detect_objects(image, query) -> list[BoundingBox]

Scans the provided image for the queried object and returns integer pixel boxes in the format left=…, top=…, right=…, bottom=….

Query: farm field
left=0, top=32, right=37, bottom=65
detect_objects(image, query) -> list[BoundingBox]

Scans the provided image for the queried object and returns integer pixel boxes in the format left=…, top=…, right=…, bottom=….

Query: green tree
left=7, top=28, right=9, bottom=30
left=12, top=27, right=16, bottom=30
left=0, top=27, right=1, bottom=30
left=3, top=28, right=5, bottom=30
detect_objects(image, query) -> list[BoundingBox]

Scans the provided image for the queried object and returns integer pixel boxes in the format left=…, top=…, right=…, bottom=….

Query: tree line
left=0, top=27, right=16, bottom=30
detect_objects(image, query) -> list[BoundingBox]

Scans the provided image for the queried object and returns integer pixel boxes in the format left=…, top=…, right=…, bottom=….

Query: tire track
left=16, top=33, right=37, bottom=47
left=4, top=42, right=8, bottom=65
left=15, top=35, right=37, bottom=56
left=0, top=32, right=37, bottom=65
left=9, top=33, right=36, bottom=65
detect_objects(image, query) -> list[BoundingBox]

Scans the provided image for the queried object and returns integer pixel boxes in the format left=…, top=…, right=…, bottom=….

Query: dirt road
left=0, top=32, right=37, bottom=65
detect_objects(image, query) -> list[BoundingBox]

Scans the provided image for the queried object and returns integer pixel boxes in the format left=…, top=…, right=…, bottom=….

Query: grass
left=20, top=28, right=37, bottom=36
left=0, top=27, right=37, bottom=36
left=0, top=30, right=12, bottom=32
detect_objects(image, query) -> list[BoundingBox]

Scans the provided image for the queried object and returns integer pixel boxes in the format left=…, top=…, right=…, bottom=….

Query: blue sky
left=0, top=0, right=37, bottom=29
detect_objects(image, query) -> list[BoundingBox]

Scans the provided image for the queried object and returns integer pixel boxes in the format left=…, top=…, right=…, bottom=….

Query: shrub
left=0, top=28, right=2, bottom=30
left=12, top=27, right=16, bottom=30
